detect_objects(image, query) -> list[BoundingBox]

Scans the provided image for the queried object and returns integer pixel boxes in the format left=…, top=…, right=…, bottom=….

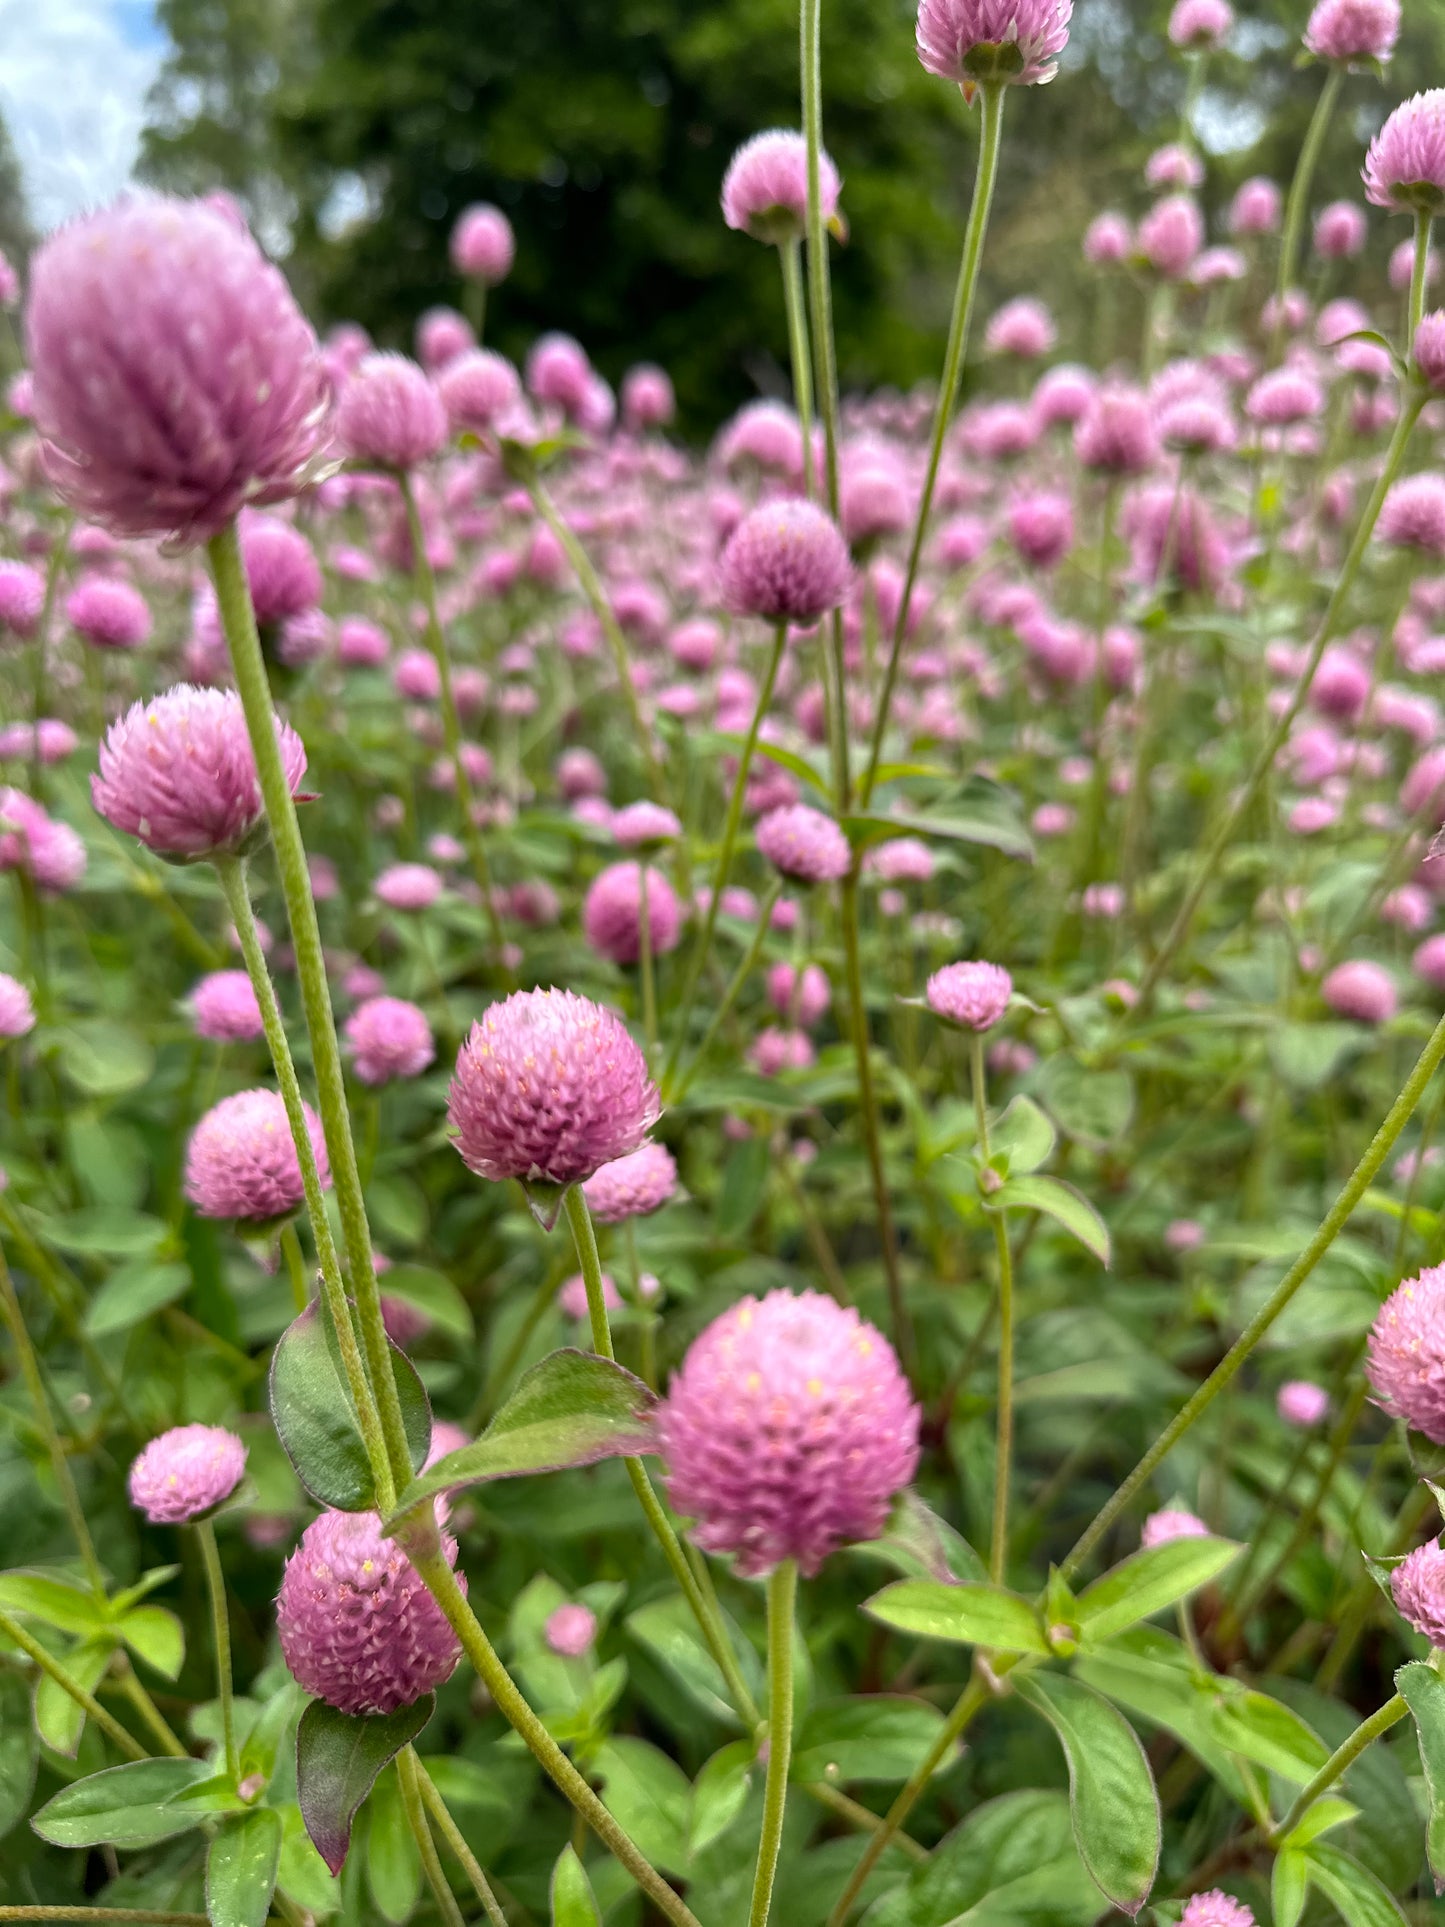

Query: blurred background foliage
left=105, top=0, right=1445, bottom=428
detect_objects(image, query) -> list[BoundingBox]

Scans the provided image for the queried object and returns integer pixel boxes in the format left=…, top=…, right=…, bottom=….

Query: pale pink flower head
left=190, top=969, right=264, bottom=1043
left=1074, top=384, right=1159, bottom=475
left=1083, top=212, right=1132, bottom=264
left=450, top=203, right=515, bottom=283
left=755, top=803, right=852, bottom=883
left=240, top=513, right=321, bottom=625
left=0, top=972, right=35, bottom=1040
left=1390, top=1538, right=1445, bottom=1644
left=1315, top=200, right=1368, bottom=259
left=1278, top=1380, right=1330, bottom=1428
left=611, top=801, right=682, bottom=849
left=277, top=1507, right=463, bottom=1725
left=1305, top=0, right=1400, bottom=65
left=659, top=1289, right=920, bottom=1577
left=66, top=574, right=152, bottom=651
left=1322, top=958, right=1396, bottom=1023
left=1229, top=178, right=1282, bottom=237
left=582, top=1142, right=678, bottom=1224
left=621, top=364, right=675, bottom=430
left=719, top=499, right=851, bottom=624
left=1007, top=490, right=1073, bottom=568
left=337, top=353, right=447, bottom=470
left=25, top=194, right=329, bottom=542
left=544, top=1602, right=598, bottom=1657
left=750, top=1026, right=816, bottom=1077
left=1168, top=0, right=1233, bottom=50
left=721, top=131, right=842, bottom=245
left=0, top=561, right=44, bottom=639
left=436, top=349, right=522, bottom=436
left=1138, top=194, right=1204, bottom=279
left=1127, top=483, right=1226, bottom=594
left=1165, top=1219, right=1205, bottom=1252
left=1141, top=1507, right=1210, bottom=1548
left=345, top=996, right=436, bottom=1086
left=916, top=0, right=1073, bottom=90
left=1414, top=312, right=1445, bottom=393
left=557, top=747, right=607, bottom=800
left=0, top=791, right=87, bottom=895
left=526, top=333, right=593, bottom=419
left=559, top=1271, right=622, bottom=1320
left=767, top=961, right=831, bottom=1028
left=185, top=1088, right=329, bottom=1223
left=92, top=686, right=306, bottom=862
left=1246, top=367, right=1324, bottom=426
left=448, top=987, right=660, bottom=1186
left=1179, top=1891, right=1255, bottom=1927
left=985, top=296, right=1056, bottom=358
left=415, top=306, right=475, bottom=373
left=375, top=862, right=444, bottom=911
left=927, top=959, right=1013, bottom=1031
left=1365, top=92, right=1445, bottom=216
left=129, top=1423, right=246, bottom=1524
left=1379, top=475, right=1445, bottom=555
left=1368, top=1263, right=1445, bottom=1440
left=1147, top=145, right=1204, bottom=193
left=583, top=861, right=683, bottom=965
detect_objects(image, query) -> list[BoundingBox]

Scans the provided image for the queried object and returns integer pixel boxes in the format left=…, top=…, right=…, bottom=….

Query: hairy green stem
left=193, top=1519, right=237, bottom=1784
left=780, top=238, right=817, bottom=498
left=414, top=1753, right=510, bottom=1927
left=972, top=1034, right=1014, bottom=1584
left=749, top=1561, right=797, bottom=1927
left=1272, top=65, right=1343, bottom=364
left=0, top=1607, right=144, bottom=1761
left=1408, top=209, right=1433, bottom=351
left=1268, top=1693, right=1407, bottom=1846
left=397, top=1745, right=467, bottom=1927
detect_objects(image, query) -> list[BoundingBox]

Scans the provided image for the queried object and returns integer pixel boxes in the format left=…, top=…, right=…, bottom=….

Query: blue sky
left=0, top=0, right=165, bottom=230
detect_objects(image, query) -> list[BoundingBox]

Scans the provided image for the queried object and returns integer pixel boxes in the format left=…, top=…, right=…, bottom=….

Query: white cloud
left=0, top=0, right=163, bottom=230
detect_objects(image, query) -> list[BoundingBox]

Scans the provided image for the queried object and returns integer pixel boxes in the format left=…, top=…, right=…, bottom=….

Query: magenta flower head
left=337, top=353, right=448, bottom=470
left=544, top=1602, right=598, bottom=1657
left=1305, top=0, right=1400, bottom=66
left=1378, top=475, right=1445, bottom=555
left=66, top=575, right=152, bottom=651
left=1315, top=200, right=1368, bottom=259
left=1229, top=178, right=1282, bottom=237
left=1390, top=1538, right=1445, bottom=1644
left=1141, top=1507, right=1210, bottom=1548
left=344, top=996, right=436, bottom=1086
left=584, top=861, right=684, bottom=965
left=1179, top=1893, right=1255, bottom=1927
left=612, top=801, right=683, bottom=849
left=1413, top=312, right=1445, bottom=392
left=1075, top=384, right=1159, bottom=475
left=926, top=959, right=1013, bottom=1031
left=185, top=1088, right=330, bottom=1224
left=1084, top=212, right=1132, bottom=264
left=621, top=365, right=675, bottom=431
left=436, top=348, right=521, bottom=436
left=25, top=194, right=329, bottom=542
left=1365, top=92, right=1445, bottom=216
left=277, top=1506, right=464, bottom=1726
left=916, top=0, right=1073, bottom=91
left=1368, top=1263, right=1445, bottom=1441
left=721, top=131, right=842, bottom=245
left=0, top=972, right=36, bottom=1040
left=1322, top=959, right=1397, bottom=1024
left=190, top=969, right=264, bottom=1043
left=450, top=203, right=515, bottom=284
left=719, top=500, right=851, bottom=625
left=92, top=685, right=306, bottom=863
left=1168, top=0, right=1233, bottom=50
left=1138, top=194, right=1204, bottom=278
left=755, top=803, right=852, bottom=883
left=582, top=1142, right=678, bottom=1224
left=0, top=791, right=87, bottom=895
left=659, top=1289, right=920, bottom=1577
left=448, top=987, right=660, bottom=1188
left=0, top=561, right=44, bottom=641
left=1277, top=1380, right=1330, bottom=1428
left=129, top=1423, right=247, bottom=1524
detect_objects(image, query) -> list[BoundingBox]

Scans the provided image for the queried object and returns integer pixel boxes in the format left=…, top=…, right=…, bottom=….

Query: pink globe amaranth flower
left=448, top=987, right=660, bottom=1187
left=985, top=296, right=1055, bottom=357
left=841, top=463, right=912, bottom=545
left=1414, top=312, right=1445, bottom=392
left=337, top=616, right=389, bottom=667
left=191, top=969, right=264, bottom=1043
left=583, top=861, right=684, bottom=966
left=1141, top=1507, right=1210, bottom=1548
left=927, top=959, right=1013, bottom=1031
left=1378, top=475, right=1445, bottom=555
left=1179, top=1891, right=1255, bottom=1927
left=559, top=1271, right=622, bottom=1320
left=718, top=399, right=806, bottom=478
left=240, top=513, right=321, bottom=624
left=1127, top=482, right=1226, bottom=594
left=1365, top=92, right=1445, bottom=216
left=25, top=194, right=329, bottom=542
left=611, top=801, right=682, bottom=848
left=721, top=131, right=842, bottom=245
left=1138, top=194, right=1204, bottom=279
left=394, top=647, right=441, bottom=702
left=1229, top=177, right=1282, bottom=237
left=1404, top=747, right=1445, bottom=823
left=185, top=1088, right=330, bottom=1223
left=380, top=1296, right=430, bottom=1350
left=544, top=1602, right=598, bottom=1657
left=1414, top=932, right=1445, bottom=987
left=451, top=203, right=514, bottom=283
left=374, top=862, right=444, bottom=911
left=916, top=0, right=1073, bottom=89
left=525, top=333, right=592, bottom=419
left=719, top=500, right=851, bottom=625
left=0, top=791, right=87, bottom=894
left=1083, top=212, right=1132, bottom=264
left=1322, top=959, right=1397, bottom=1024
left=1246, top=367, right=1324, bottom=426
left=1369, top=1264, right=1445, bottom=1440
left=416, top=306, right=474, bottom=373
left=0, top=561, right=45, bottom=639
left=0, top=972, right=36, bottom=1039
left=582, top=1141, right=678, bottom=1224
left=1391, top=1538, right=1445, bottom=1644
left=277, top=1506, right=464, bottom=1722
left=749, top=1026, right=816, bottom=1077
left=1074, top=384, right=1159, bottom=475
left=1278, top=1380, right=1330, bottom=1427
left=436, top=349, right=521, bottom=436
left=1165, top=1219, right=1205, bottom=1252
left=65, top=574, right=151, bottom=650
left=1305, top=0, right=1400, bottom=65
left=767, top=961, right=831, bottom=1028
left=129, top=1423, right=246, bottom=1524
left=92, top=685, right=306, bottom=862
left=1315, top=200, right=1368, bottom=259
left=1007, top=490, right=1073, bottom=568
left=345, top=996, right=436, bottom=1086
left=1146, top=144, right=1204, bottom=193
left=755, top=803, right=852, bottom=883
left=337, top=353, right=447, bottom=469
left=621, top=364, right=675, bottom=430
left=659, top=1289, right=921, bottom=1578
left=1168, top=0, right=1233, bottom=50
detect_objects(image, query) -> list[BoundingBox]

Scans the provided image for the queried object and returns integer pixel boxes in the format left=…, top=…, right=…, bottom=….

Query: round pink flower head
left=1074, top=384, right=1159, bottom=475
left=451, top=203, right=515, bottom=283
left=1305, top=0, right=1400, bottom=65
left=612, top=801, right=682, bottom=849
left=927, top=959, right=1013, bottom=1031
left=1315, top=200, right=1368, bottom=259
left=582, top=1142, right=678, bottom=1224
left=1147, top=144, right=1205, bottom=193
left=1378, top=475, right=1445, bottom=556
left=129, top=1423, right=247, bottom=1524
left=1230, top=178, right=1282, bottom=236
left=185, top=1088, right=330, bottom=1223
left=1084, top=212, right=1132, bottom=264
left=985, top=296, right=1056, bottom=358
left=1138, top=194, right=1204, bottom=278
left=1413, top=312, right=1445, bottom=393
left=1390, top=1538, right=1445, bottom=1644
left=1368, top=1264, right=1445, bottom=1440
left=448, top=987, right=660, bottom=1187
left=1179, top=1892, right=1255, bottom=1927
left=916, top=0, right=1073, bottom=90
left=240, top=513, right=321, bottom=626
left=1366, top=92, right=1445, bottom=216
left=544, top=1602, right=598, bottom=1658
left=277, top=1506, right=464, bottom=1722
left=337, top=353, right=447, bottom=469
left=0, top=972, right=36, bottom=1040
left=621, top=364, right=675, bottom=430
left=375, top=862, right=444, bottom=911
left=755, top=803, right=852, bottom=884
left=1141, top=1506, right=1210, bottom=1548
left=659, top=1289, right=921, bottom=1578
left=25, top=194, right=329, bottom=542
left=416, top=306, right=474, bottom=373
left=768, top=961, right=830, bottom=1028
left=0, top=561, right=46, bottom=641
left=436, top=347, right=521, bottom=436
left=92, top=686, right=306, bottom=863
left=583, top=861, right=684, bottom=966
left=191, top=969, right=264, bottom=1043
left=719, top=499, right=851, bottom=625
left=0, top=791, right=87, bottom=895
left=1277, top=1380, right=1330, bottom=1428
left=1322, top=959, right=1397, bottom=1024
left=66, top=574, right=152, bottom=651
left=1168, top=0, right=1234, bottom=50
left=559, top=1272, right=622, bottom=1320
left=721, top=131, right=842, bottom=246
left=345, top=996, right=436, bottom=1086
left=1007, top=490, right=1073, bottom=568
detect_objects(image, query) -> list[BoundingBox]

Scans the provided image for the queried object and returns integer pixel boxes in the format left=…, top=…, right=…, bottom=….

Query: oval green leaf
left=295, top=1693, right=435, bottom=1876
left=863, top=1579, right=1049, bottom=1654
left=551, top=1842, right=603, bottom=1927
left=1074, top=1536, right=1240, bottom=1645
left=207, top=1805, right=283, bottom=1927
left=31, top=1756, right=213, bottom=1848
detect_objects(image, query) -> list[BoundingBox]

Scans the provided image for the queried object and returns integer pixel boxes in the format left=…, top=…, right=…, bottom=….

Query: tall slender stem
left=26, top=513, right=73, bottom=803
left=972, top=1034, right=1014, bottom=1584
left=193, top=1519, right=236, bottom=1784
left=0, top=1607, right=145, bottom=1761
left=780, top=239, right=816, bottom=499
left=279, top=1220, right=309, bottom=1315
left=1272, top=65, right=1343, bottom=364
left=1268, top=1694, right=1407, bottom=1846
left=413, top=1754, right=509, bottom=1927
left=396, top=1746, right=467, bottom=1927
left=748, top=1561, right=797, bottom=1927
left=1408, top=209, right=1433, bottom=351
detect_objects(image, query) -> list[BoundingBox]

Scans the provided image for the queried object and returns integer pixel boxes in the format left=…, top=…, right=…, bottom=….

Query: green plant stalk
left=397, top=1745, right=467, bottom=1927
left=27, top=513, right=73, bottom=803
left=207, top=523, right=410, bottom=1501
left=861, top=81, right=1006, bottom=807
left=1268, top=1692, right=1407, bottom=1846
left=112, top=1656, right=186, bottom=1759
left=749, top=1560, right=798, bottom=1927
left=0, top=1606, right=144, bottom=1761
left=0, top=1912, right=209, bottom=1924
left=1408, top=209, right=1433, bottom=350
left=1064, top=994, right=1445, bottom=1581
left=971, top=1033, right=1014, bottom=1584
left=637, top=860, right=658, bottom=1064
left=1132, top=388, right=1426, bottom=1010
left=780, top=238, right=817, bottom=499
left=413, top=1753, right=510, bottom=1927
left=192, top=1518, right=237, bottom=1784
left=279, top=1220, right=309, bottom=1315
left=1271, top=65, right=1343, bottom=364
left=671, top=878, right=782, bottom=1102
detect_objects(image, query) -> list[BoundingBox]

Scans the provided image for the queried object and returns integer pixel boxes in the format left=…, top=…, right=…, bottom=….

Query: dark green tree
left=0, top=110, right=36, bottom=275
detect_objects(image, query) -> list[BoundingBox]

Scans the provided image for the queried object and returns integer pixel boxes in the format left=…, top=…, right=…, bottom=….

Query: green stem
left=1408, top=209, right=1433, bottom=351
left=1272, top=65, right=1343, bottom=364
left=279, top=1220, right=309, bottom=1315
left=748, top=1561, right=797, bottom=1927
left=0, top=1607, right=144, bottom=1760
left=861, top=81, right=1006, bottom=807
left=27, top=514, right=72, bottom=804
left=972, top=1035, right=1014, bottom=1585
left=671, top=878, right=782, bottom=1103
left=1268, top=1693, right=1407, bottom=1846
left=637, top=860, right=658, bottom=1064
left=413, top=1753, right=509, bottom=1927
left=113, top=1658, right=187, bottom=1758
left=0, top=1913, right=208, bottom=1924
left=780, top=239, right=817, bottom=499
left=193, top=1519, right=237, bottom=1784
left=397, top=1745, right=467, bottom=1927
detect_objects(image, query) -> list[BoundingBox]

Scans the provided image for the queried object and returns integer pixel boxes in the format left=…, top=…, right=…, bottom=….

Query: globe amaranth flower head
left=544, top=1602, right=598, bottom=1657
left=926, top=959, right=1013, bottom=1031
left=185, top=1088, right=330, bottom=1223
left=583, top=861, right=684, bottom=965
left=1390, top=1537, right=1445, bottom=1644
left=1167, top=0, right=1233, bottom=50
left=721, top=131, right=842, bottom=246
left=25, top=194, right=329, bottom=542
left=1141, top=1506, right=1210, bottom=1547
left=436, top=349, right=522, bottom=436
left=336, top=353, right=448, bottom=470
left=916, top=0, right=1073, bottom=90
left=720, top=500, right=852, bottom=624
left=1365, top=92, right=1445, bottom=216
left=0, top=560, right=44, bottom=639
left=129, top=1423, right=247, bottom=1524
left=344, top=995, right=436, bottom=1086
left=1414, top=312, right=1445, bottom=392
left=448, top=987, right=661, bottom=1187
left=92, top=685, right=306, bottom=862
left=1305, top=0, right=1400, bottom=66
left=1179, top=1893, right=1255, bottom=1927
left=190, top=968, right=264, bottom=1042
left=755, top=803, right=852, bottom=883
left=450, top=203, right=515, bottom=283
left=1368, top=1263, right=1445, bottom=1441
left=1377, top=474, right=1445, bottom=556
left=66, top=574, right=152, bottom=651
left=581, top=1142, right=678, bottom=1224
left=0, top=971, right=36, bottom=1040
left=1322, top=959, right=1397, bottom=1023
left=0, top=789, right=88, bottom=895
left=659, top=1289, right=921, bottom=1577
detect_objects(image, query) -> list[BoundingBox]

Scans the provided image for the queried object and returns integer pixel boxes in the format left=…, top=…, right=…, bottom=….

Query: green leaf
left=551, top=1842, right=603, bottom=1927
left=1074, top=1538, right=1240, bottom=1645
left=626, top=1593, right=759, bottom=1727
left=35, top=1632, right=114, bottom=1756
left=56, top=1021, right=155, bottom=1097
left=42, top=1207, right=168, bottom=1259
left=84, top=1260, right=191, bottom=1336
left=31, top=1756, right=213, bottom=1848
left=852, top=1489, right=988, bottom=1585
left=0, top=1673, right=37, bottom=1841
left=989, top=1095, right=1056, bottom=1177
left=593, top=1737, right=690, bottom=1876
left=845, top=779, right=1034, bottom=862
left=1013, top=1673, right=1159, bottom=1917
left=1072, top=1626, right=1248, bottom=1806
left=863, top=1579, right=1049, bottom=1654
left=1304, top=1841, right=1410, bottom=1927
left=0, top=1570, right=112, bottom=1638
left=1396, top=1659, right=1445, bottom=1891
left=270, top=1300, right=432, bottom=1512
left=295, top=1695, right=435, bottom=1876
left=793, top=1696, right=948, bottom=1785
left=207, top=1806, right=282, bottom=1927
left=688, top=1741, right=753, bottom=1855
left=716, top=1133, right=771, bottom=1239
left=992, top=1175, right=1111, bottom=1266
left=116, top=1605, right=184, bottom=1681
left=863, top=1787, right=1099, bottom=1927
left=1269, top=1022, right=1366, bottom=1091
left=385, top=1348, right=657, bottom=1523
left=1037, top=1055, right=1134, bottom=1146
left=1281, top=1797, right=1360, bottom=1849
left=371, top=1263, right=474, bottom=1342
left=365, top=1766, right=422, bottom=1925
left=1273, top=1848, right=1310, bottom=1927
left=1211, top=1690, right=1330, bottom=1785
